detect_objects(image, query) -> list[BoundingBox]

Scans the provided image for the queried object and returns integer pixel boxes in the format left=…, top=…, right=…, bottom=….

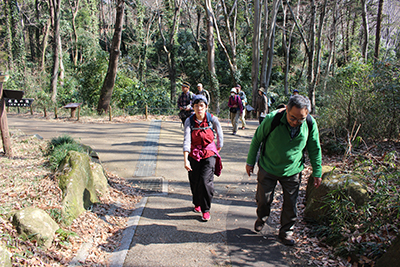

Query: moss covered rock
left=304, top=166, right=369, bottom=223
left=12, top=207, right=59, bottom=248
left=57, top=151, right=109, bottom=224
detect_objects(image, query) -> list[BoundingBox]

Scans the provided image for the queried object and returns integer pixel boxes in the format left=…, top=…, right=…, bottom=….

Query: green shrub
left=46, top=135, right=86, bottom=171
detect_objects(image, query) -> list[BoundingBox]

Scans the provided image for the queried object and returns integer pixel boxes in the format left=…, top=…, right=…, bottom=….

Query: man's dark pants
left=256, top=166, right=301, bottom=237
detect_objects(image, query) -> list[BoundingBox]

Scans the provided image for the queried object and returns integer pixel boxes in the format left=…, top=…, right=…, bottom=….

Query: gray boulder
left=57, top=151, right=109, bottom=224
left=376, top=236, right=400, bottom=266
left=0, top=244, right=12, bottom=267
left=304, top=166, right=369, bottom=223
left=12, top=207, right=59, bottom=248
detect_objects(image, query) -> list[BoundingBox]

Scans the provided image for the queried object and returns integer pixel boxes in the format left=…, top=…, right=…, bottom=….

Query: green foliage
left=311, top=153, right=399, bottom=261
left=55, top=228, right=77, bottom=246
left=46, top=135, right=86, bottom=171
left=318, top=60, right=400, bottom=140
left=75, top=50, right=109, bottom=107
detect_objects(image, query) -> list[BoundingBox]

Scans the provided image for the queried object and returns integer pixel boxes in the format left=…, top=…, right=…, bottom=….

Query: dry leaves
left=0, top=131, right=142, bottom=266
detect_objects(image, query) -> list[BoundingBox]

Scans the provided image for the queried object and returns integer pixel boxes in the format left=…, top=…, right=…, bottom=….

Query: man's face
left=197, top=86, right=203, bottom=92
left=182, top=86, right=189, bottom=93
left=286, top=106, right=308, bottom=128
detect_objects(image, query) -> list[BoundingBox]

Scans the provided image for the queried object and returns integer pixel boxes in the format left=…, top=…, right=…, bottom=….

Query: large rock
left=12, top=207, right=59, bottom=248
left=57, top=151, right=109, bottom=224
left=0, top=244, right=12, bottom=267
left=376, top=236, right=400, bottom=266
left=304, top=166, right=369, bottom=223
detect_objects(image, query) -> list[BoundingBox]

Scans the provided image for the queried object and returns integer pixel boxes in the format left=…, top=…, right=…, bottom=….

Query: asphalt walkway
left=7, top=114, right=296, bottom=267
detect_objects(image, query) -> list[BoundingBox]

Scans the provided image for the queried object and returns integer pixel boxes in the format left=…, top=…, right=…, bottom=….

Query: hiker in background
left=183, top=95, right=223, bottom=222
left=228, top=88, right=243, bottom=135
left=196, top=83, right=211, bottom=107
left=254, top=87, right=268, bottom=124
left=236, top=84, right=247, bottom=129
left=177, top=82, right=193, bottom=124
left=292, top=89, right=299, bottom=96
left=245, top=95, right=322, bottom=246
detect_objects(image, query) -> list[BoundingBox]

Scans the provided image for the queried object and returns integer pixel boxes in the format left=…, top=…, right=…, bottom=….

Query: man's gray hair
left=287, top=95, right=311, bottom=113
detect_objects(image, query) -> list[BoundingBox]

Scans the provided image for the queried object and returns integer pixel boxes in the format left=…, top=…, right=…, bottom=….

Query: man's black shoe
left=278, top=234, right=295, bottom=246
left=254, top=218, right=264, bottom=232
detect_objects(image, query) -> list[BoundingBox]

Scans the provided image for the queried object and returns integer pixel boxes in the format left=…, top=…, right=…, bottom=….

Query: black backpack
left=261, top=109, right=313, bottom=154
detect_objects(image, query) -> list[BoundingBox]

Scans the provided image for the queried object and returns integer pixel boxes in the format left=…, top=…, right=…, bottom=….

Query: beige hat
left=258, top=87, right=265, bottom=93
left=230, top=88, right=237, bottom=93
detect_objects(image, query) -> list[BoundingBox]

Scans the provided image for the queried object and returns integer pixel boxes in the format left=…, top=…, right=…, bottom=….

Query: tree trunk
left=323, top=1, right=337, bottom=92
left=361, top=0, right=369, bottom=62
left=4, top=0, right=13, bottom=71
left=50, top=0, right=61, bottom=103
left=307, top=0, right=316, bottom=114
left=205, top=0, right=220, bottom=114
left=0, top=82, right=12, bottom=157
left=264, top=0, right=280, bottom=90
left=251, top=0, right=262, bottom=105
left=70, top=0, right=81, bottom=66
left=312, top=0, right=327, bottom=90
left=374, top=0, right=384, bottom=61
left=260, top=0, right=269, bottom=88
left=282, top=0, right=297, bottom=95
left=97, top=0, right=125, bottom=114
left=41, top=18, right=51, bottom=72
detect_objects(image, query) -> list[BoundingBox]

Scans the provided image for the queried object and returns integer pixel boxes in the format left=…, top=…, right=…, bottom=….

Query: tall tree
left=97, top=0, right=125, bottom=114
left=50, top=0, right=61, bottom=103
left=260, top=0, right=281, bottom=89
left=374, top=0, right=384, bottom=61
left=159, top=0, right=182, bottom=103
left=204, top=0, right=220, bottom=113
left=251, top=0, right=262, bottom=104
left=361, top=0, right=369, bottom=62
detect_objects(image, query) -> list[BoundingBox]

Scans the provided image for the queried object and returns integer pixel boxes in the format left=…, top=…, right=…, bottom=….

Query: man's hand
left=313, top=177, right=322, bottom=188
left=246, top=164, right=254, bottom=177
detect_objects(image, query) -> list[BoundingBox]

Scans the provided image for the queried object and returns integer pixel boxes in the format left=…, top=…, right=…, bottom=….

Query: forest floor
left=0, top=112, right=398, bottom=266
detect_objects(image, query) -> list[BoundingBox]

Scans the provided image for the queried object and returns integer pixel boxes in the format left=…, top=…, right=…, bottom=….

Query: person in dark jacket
left=254, top=87, right=268, bottom=124
left=183, top=95, right=223, bottom=221
left=177, top=82, right=193, bottom=124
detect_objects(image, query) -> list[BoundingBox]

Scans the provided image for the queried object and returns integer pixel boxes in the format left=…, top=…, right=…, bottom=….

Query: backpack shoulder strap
left=261, top=109, right=285, bottom=154
left=189, top=114, right=195, bottom=130
left=190, top=113, right=213, bottom=131
left=306, top=114, right=313, bottom=133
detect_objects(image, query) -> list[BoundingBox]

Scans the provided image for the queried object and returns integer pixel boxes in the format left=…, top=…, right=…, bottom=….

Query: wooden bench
left=63, top=103, right=82, bottom=118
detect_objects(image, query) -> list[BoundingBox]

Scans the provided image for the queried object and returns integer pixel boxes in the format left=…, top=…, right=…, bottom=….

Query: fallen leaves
left=0, top=132, right=142, bottom=266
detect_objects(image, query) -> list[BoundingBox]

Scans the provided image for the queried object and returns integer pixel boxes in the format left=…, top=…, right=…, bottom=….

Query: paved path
left=7, top=114, right=297, bottom=266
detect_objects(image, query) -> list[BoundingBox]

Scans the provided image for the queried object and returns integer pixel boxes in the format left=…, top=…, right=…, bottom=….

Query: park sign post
left=0, top=75, right=25, bottom=157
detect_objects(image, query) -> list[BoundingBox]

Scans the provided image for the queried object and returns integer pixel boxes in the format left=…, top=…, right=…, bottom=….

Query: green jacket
left=246, top=109, right=322, bottom=178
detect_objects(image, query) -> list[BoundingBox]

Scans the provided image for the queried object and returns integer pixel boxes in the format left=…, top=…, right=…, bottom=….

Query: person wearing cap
left=292, top=89, right=299, bottom=96
left=183, top=94, right=223, bottom=221
left=196, top=83, right=211, bottom=107
left=236, top=84, right=247, bottom=129
left=177, top=81, right=194, bottom=124
left=255, top=87, right=269, bottom=124
left=228, top=88, right=243, bottom=135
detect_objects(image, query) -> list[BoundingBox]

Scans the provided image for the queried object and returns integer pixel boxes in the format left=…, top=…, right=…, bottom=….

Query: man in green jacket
left=245, top=95, right=322, bottom=246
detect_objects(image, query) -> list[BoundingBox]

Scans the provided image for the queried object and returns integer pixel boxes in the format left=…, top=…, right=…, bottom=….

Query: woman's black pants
left=188, top=156, right=215, bottom=213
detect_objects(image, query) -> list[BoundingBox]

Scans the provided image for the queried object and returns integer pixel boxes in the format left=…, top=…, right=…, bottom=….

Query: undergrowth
left=311, top=150, right=400, bottom=264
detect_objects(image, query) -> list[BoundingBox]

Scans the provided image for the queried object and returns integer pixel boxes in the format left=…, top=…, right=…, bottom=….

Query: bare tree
left=374, top=0, right=384, bottom=61
left=159, top=0, right=182, bottom=103
left=50, top=0, right=61, bottom=103
left=251, top=0, right=262, bottom=104
left=361, top=0, right=369, bottom=62
left=97, top=0, right=125, bottom=114
left=204, top=0, right=220, bottom=113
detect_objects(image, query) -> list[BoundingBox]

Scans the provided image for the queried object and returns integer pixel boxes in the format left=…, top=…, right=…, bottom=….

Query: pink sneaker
left=202, top=212, right=211, bottom=221
left=194, top=206, right=201, bottom=213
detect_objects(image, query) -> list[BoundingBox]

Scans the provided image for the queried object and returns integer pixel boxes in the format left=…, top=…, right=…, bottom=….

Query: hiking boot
left=193, top=206, right=201, bottom=213
left=202, top=212, right=211, bottom=221
left=278, top=234, right=295, bottom=246
left=254, top=218, right=265, bottom=232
